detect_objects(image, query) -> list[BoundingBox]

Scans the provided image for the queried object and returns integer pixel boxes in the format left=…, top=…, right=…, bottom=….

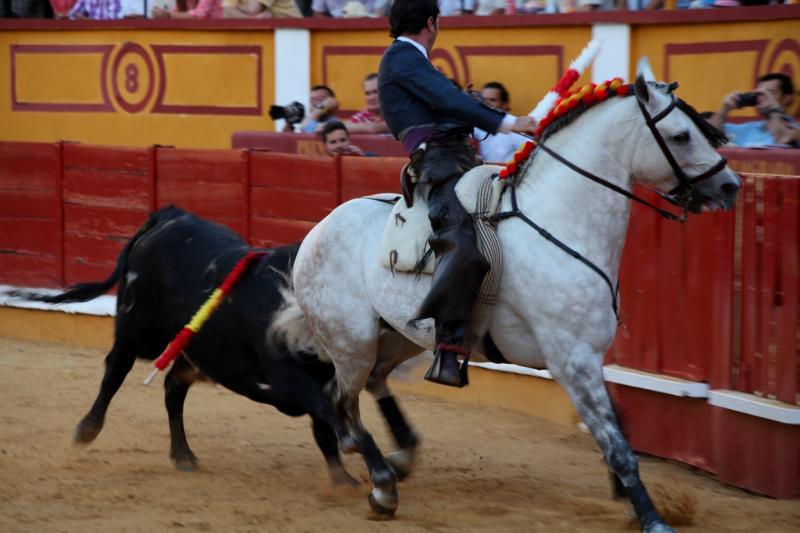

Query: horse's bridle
left=494, top=82, right=729, bottom=316
left=634, top=82, right=728, bottom=209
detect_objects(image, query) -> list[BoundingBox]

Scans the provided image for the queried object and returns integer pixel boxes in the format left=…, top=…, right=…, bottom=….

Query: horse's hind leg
left=366, top=332, right=423, bottom=481
left=549, top=352, right=675, bottom=533
left=164, top=355, right=200, bottom=471
left=74, top=340, right=137, bottom=445
left=310, top=415, right=359, bottom=487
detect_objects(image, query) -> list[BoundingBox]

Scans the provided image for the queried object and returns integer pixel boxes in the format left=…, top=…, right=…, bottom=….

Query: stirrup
left=424, top=344, right=470, bottom=388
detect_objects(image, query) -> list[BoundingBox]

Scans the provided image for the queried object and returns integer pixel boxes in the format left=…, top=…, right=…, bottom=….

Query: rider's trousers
left=411, top=133, right=489, bottom=331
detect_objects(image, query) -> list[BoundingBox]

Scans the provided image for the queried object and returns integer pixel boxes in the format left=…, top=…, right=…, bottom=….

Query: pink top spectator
left=349, top=109, right=383, bottom=124
left=175, top=0, right=223, bottom=18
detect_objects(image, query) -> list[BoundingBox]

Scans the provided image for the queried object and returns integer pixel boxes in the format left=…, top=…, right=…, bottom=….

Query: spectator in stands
left=66, top=0, right=120, bottom=17
left=348, top=73, right=390, bottom=134
left=4, top=0, right=52, bottom=16
left=555, top=0, right=626, bottom=11
left=223, top=0, right=300, bottom=16
left=440, top=0, right=474, bottom=14
left=320, top=121, right=366, bottom=156
left=152, top=0, right=222, bottom=18
left=709, top=73, right=799, bottom=148
left=296, top=85, right=340, bottom=133
left=473, top=81, right=527, bottom=162
left=312, top=0, right=376, bottom=17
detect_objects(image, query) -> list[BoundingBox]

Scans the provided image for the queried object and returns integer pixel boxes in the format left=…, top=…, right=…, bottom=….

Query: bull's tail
left=268, top=272, right=326, bottom=362
left=13, top=207, right=172, bottom=304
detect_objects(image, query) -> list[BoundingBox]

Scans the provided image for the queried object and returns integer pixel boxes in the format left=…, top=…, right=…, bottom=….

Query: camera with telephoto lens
left=737, top=92, right=760, bottom=108
left=269, top=101, right=305, bottom=125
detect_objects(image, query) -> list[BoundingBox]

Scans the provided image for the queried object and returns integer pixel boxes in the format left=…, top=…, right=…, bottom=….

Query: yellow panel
left=324, top=55, right=382, bottom=112
left=161, top=53, right=259, bottom=107
left=15, top=53, right=105, bottom=104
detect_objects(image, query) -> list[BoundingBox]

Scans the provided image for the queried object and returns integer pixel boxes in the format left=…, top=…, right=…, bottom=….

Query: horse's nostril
left=721, top=182, right=740, bottom=195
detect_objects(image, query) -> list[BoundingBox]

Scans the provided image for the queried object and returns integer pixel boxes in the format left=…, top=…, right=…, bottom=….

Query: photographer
left=709, top=73, right=799, bottom=148
left=297, top=85, right=340, bottom=133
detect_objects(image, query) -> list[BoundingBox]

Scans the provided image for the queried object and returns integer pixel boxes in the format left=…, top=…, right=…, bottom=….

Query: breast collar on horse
left=492, top=82, right=728, bottom=319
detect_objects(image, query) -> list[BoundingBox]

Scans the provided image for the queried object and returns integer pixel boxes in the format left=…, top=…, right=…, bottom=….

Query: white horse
left=276, top=64, right=740, bottom=532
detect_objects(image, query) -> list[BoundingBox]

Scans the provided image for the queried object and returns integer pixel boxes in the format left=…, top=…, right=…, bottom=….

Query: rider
left=378, top=0, right=536, bottom=387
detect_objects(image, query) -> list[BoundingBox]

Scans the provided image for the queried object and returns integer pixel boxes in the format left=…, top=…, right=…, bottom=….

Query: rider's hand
left=511, top=116, right=537, bottom=135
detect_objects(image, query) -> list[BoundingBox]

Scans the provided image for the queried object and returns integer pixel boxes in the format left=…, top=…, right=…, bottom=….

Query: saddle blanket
left=378, top=164, right=505, bottom=274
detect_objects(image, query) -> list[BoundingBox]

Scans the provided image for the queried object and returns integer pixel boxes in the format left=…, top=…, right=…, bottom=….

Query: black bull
left=21, top=206, right=364, bottom=483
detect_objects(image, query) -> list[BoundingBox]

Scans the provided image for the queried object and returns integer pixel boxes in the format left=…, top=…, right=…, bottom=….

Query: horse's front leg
left=549, top=348, right=675, bottom=533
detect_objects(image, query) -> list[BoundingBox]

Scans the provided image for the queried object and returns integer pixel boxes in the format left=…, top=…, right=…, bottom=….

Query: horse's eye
left=672, top=131, right=690, bottom=143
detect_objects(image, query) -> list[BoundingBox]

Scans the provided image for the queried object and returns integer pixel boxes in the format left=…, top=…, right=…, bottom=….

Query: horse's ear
left=636, top=57, right=656, bottom=82
left=635, top=74, right=650, bottom=104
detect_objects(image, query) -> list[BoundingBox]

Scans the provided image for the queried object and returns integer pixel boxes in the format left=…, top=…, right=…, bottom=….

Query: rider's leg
left=417, top=177, right=489, bottom=387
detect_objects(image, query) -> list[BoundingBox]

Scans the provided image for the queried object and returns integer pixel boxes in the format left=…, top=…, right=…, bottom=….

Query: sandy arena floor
left=0, top=338, right=797, bottom=532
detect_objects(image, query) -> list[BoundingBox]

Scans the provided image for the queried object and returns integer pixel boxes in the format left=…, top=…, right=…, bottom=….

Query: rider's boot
left=425, top=322, right=471, bottom=387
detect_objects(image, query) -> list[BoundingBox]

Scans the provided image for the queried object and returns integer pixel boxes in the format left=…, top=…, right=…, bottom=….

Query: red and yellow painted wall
left=1, top=8, right=798, bottom=149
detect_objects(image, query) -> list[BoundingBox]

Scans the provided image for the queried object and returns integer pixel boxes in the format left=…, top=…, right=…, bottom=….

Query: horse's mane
left=538, top=81, right=728, bottom=149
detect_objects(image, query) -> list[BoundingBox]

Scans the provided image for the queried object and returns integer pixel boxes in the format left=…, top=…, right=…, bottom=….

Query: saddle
left=378, top=164, right=506, bottom=275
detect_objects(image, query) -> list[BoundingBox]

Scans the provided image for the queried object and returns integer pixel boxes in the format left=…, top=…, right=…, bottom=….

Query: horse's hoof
left=171, top=452, right=198, bottom=472
left=340, top=434, right=359, bottom=454
left=368, top=488, right=397, bottom=518
left=73, top=419, right=102, bottom=445
left=643, top=520, right=677, bottom=533
left=385, top=450, right=415, bottom=481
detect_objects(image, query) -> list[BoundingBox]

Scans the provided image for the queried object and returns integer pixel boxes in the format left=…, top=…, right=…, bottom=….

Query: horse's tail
left=268, top=272, right=326, bottom=362
left=12, top=207, right=171, bottom=304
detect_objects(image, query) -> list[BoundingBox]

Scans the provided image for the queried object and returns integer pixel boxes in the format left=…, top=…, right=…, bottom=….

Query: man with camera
left=379, top=0, right=536, bottom=387
left=709, top=73, right=799, bottom=148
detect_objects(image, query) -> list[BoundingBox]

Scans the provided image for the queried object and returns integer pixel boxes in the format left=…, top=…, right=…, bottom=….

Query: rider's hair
left=482, top=81, right=509, bottom=104
left=389, top=0, right=439, bottom=39
left=758, top=73, right=795, bottom=98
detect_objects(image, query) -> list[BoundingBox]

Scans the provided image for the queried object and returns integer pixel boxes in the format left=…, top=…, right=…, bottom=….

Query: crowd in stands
left=1, top=0, right=792, bottom=19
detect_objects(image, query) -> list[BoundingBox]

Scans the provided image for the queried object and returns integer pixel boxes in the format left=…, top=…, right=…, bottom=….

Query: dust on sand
left=1, top=338, right=797, bottom=532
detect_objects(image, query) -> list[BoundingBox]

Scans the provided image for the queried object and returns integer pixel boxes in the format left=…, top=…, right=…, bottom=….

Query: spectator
left=555, top=0, right=626, bottom=11
left=312, top=0, right=374, bottom=17
left=297, top=84, right=340, bottom=133
left=320, top=121, right=366, bottom=156
left=4, top=0, right=52, bottom=16
left=473, top=81, right=528, bottom=162
left=223, top=0, right=300, bottom=16
left=152, top=0, right=222, bottom=18
left=347, top=73, right=390, bottom=134
left=67, top=0, right=120, bottom=17
left=709, top=73, right=799, bottom=148
left=440, top=0, right=474, bottom=14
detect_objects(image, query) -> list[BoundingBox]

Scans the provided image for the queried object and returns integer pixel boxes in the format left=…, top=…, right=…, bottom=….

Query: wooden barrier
left=232, top=131, right=407, bottom=158
left=0, top=140, right=797, bottom=498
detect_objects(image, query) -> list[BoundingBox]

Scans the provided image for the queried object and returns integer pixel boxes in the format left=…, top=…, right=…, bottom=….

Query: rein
left=492, top=82, right=728, bottom=316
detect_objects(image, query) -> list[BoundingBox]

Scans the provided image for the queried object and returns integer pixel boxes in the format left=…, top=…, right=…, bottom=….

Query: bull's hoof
left=171, top=451, right=199, bottom=472
left=368, top=488, right=397, bottom=518
left=330, top=464, right=360, bottom=487
left=73, top=418, right=103, bottom=445
left=385, top=450, right=415, bottom=482
left=643, top=522, right=677, bottom=533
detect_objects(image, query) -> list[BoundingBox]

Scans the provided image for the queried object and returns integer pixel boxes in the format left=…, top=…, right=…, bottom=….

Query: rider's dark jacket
left=378, top=39, right=506, bottom=153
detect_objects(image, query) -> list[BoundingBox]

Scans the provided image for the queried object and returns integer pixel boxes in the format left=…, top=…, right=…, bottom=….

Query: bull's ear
left=634, top=74, right=650, bottom=104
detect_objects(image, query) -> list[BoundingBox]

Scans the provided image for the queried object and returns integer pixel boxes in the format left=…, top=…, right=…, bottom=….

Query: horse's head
left=630, top=59, right=740, bottom=214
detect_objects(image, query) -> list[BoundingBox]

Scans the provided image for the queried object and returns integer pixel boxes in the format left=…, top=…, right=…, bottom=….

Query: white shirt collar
left=396, top=36, right=428, bottom=60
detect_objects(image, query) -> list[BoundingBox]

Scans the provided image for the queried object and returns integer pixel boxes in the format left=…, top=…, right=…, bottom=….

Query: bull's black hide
left=22, top=206, right=356, bottom=484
